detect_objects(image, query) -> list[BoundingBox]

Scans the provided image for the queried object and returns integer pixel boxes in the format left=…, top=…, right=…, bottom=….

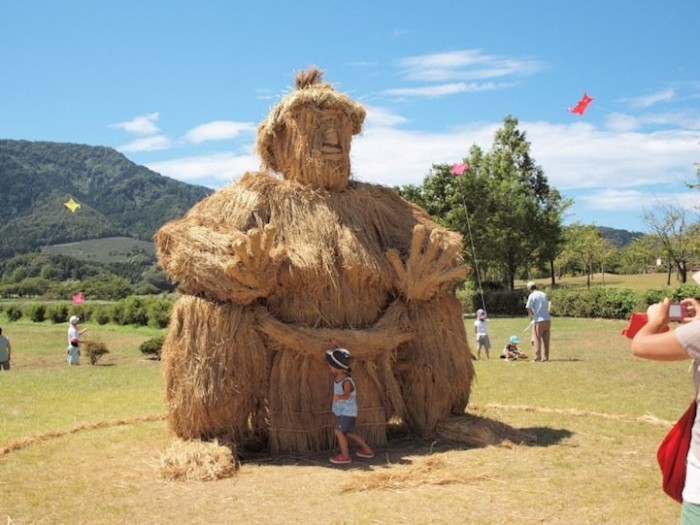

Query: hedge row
left=463, top=283, right=700, bottom=319
left=5, top=284, right=700, bottom=327
left=0, top=296, right=174, bottom=328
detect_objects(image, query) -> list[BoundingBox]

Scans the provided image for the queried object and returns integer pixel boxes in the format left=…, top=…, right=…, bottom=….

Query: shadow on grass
left=238, top=413, right=574, bottom=469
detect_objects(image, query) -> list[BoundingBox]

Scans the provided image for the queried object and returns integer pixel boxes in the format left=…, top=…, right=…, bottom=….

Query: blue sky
left=2, top=1, right=699, bottom=233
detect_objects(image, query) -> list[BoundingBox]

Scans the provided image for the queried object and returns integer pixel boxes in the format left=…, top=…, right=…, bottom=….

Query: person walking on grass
left=326, top=347, right=375, bottom=465
left=67, top=316, right=88, bottom=366
left=473, top=308, right=491, bottom=359
left=526, top=281, right=551, bottom=362
left=0, top=327, right=12, bottom=371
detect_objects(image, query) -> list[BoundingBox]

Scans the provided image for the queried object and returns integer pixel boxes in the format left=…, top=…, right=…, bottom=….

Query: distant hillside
left=598, top=226, right=644, bottom=248
left=42, top=236, right=156, bottom=264
left=0, top=140, right=213, bottom=258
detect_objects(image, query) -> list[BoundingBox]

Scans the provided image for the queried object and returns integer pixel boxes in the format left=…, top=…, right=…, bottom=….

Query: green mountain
left=598, top=226, right=644, bottom=248
left=0, top=139, right=213, bottom=258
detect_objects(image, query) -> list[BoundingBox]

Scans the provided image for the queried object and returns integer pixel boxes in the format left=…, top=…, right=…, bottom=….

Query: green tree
left=400, top=117, right=568, bottom=291
left=619, top=235, right=660, bottom=274
left=558, top=224, right=611, bottom=288
left=642, top=202, right=700, bottom=284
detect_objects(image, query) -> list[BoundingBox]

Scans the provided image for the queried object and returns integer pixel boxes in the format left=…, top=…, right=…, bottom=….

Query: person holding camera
left=631, top=297, right=700, bottom=522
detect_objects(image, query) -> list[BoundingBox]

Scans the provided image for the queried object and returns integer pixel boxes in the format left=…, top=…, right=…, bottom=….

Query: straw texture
left=156, top=67, right=475, bottom=457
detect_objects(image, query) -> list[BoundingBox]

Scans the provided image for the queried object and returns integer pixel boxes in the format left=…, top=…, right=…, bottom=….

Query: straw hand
left=225, top=225, right=285, bottom=298
left=386, top=225, right=467, bottom=301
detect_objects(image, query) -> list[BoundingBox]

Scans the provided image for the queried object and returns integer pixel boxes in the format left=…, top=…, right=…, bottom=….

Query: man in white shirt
left=526, top=281, right=551, bottom=362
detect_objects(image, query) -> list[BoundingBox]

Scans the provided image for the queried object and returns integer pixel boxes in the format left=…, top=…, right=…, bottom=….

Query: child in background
left=473, top=308, right=491, bottom=359
left=326, top=347, right=375, bottom=465
left=501, top=335, right=527, bottom=361
left=67, top=315, right=88, bottom=365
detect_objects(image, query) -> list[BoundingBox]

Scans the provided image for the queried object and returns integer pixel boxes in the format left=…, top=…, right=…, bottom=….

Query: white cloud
left=109, top=112, right=160, bottom=135
left=578, top=189, right=652, bottom=211
left=118, top=135, right=171, bottom=152
left=183, top=121, right=256, bottom=144
left=382, top=81, right=505, bottom=98
left=526, top=122, right=699, bottom=191
left=147, top=152, right=260, bottom=186
left=395, top=50, right=546, bottom=83
left=625, top=88, right=676, bottom=108
left=605, top=111, right=700, bottom=132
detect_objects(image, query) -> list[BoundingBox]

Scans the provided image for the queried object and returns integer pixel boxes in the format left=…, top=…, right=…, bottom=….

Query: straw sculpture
left=156, top=66, right=475, bottom=457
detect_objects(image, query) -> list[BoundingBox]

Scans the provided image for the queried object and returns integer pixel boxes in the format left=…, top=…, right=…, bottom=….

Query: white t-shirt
left=673, top=320, right=700, bottom=503
left=474, top=319, right=488, bottom=336
left=68, top=325, right=79, bottom=344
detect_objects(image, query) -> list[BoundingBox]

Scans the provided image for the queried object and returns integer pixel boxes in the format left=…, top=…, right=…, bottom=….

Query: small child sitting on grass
left=501, top=335, right=527, bottom=361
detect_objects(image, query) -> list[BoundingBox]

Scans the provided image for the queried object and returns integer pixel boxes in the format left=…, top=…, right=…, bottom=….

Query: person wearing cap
left=501, top=335, right=527, bottom=361
left=0, top=327, right=12, bottom=371
left=67, top=315, right=88, bottom=365
left=473, top=308, right=491, bottom=359
left=526, top=281, right=551, bottom=362
left=326, top=346, right=375, bottom=465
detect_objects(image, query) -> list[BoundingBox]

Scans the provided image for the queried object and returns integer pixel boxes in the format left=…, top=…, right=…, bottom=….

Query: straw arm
left=255, top=299, right=415, bottom=358
left=386, top=224, right=467, bottom=302
left=156, top=222, right=285, bottom=304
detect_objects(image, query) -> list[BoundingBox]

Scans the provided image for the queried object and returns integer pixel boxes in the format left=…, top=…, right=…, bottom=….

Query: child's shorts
left=334, top=415, right=357, bottom=433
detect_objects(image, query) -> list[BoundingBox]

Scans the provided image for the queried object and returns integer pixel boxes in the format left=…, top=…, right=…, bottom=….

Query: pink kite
left=568, top=93, right=593, bottom=115
left=72, top=292, right=85, bottom=305
left=450, top=162, right=469, bottom=175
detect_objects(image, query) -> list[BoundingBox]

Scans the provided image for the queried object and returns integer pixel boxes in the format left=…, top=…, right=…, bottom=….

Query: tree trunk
left=549, top=259, right=556, bottom=287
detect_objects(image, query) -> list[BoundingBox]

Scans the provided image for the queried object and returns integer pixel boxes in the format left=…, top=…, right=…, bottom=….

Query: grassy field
left=0, top=317, right=692, bottom=524
left=523, top=271, right=682, bottom=291
left=41, top=236, right=155, bottom=263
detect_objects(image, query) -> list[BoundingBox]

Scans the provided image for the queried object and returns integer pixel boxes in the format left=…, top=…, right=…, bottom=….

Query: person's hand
left=681, top=298, right=700, bottom=321
left=646, top=298, right=671, bottom=330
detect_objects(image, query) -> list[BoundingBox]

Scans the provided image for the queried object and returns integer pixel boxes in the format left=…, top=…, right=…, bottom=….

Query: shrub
left=47, top=304, right=70, bottom=324
left=85, top=341, right=110, bottom=365
left=139, top=336, right=165, bottom=360
left=477, top=289, right=529, bottom=316
left=121, top=296, right=149, bottom=326
left=92, top=306, right=111, bottom=325
left=146, top=298, right=172, bottom=329
left=26, top=303, right=47, bottom=322
left=6, top=305, right=23, bottom=322
left=109, top=302, right=127, bottom=325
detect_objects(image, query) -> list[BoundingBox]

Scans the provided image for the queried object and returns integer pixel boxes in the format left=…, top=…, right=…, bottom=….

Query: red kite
left=450, top=162, right=469, bottom=175
left=72, top=292, right=85, bottom=305
left=568, top=93, right=593, bottom=115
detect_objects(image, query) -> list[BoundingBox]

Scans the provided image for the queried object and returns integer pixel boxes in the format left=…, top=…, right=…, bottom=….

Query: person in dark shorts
left=326, top=347, right=375, bottom=465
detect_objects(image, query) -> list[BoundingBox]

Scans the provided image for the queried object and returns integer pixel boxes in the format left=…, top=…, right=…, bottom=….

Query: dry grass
left=158, top=438, right=238, bottom=481
left=0, top=318, right=688, bottom=524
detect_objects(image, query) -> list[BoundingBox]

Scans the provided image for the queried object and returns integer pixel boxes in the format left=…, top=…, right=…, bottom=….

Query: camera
left=669, top=302, right=689, bottom=321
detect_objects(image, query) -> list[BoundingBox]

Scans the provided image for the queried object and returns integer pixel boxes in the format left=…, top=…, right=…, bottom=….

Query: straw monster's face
left=283, top=107, right=352, bottom=190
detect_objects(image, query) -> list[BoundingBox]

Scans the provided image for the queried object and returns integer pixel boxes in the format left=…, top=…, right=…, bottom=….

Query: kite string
left=14, top=202, right=73, bottom=298
left=457, top=183, right=487, bottom=312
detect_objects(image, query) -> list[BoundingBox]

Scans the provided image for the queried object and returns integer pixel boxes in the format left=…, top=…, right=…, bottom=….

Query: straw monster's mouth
left=320, top=125, right=343, bottom=159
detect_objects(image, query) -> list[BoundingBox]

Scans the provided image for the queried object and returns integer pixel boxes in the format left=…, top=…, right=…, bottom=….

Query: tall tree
left=642, top=202, right=700, bottom=284
left=558, top=224, right=610, bottom=288
left=397, top=117, right=568, bottom=291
